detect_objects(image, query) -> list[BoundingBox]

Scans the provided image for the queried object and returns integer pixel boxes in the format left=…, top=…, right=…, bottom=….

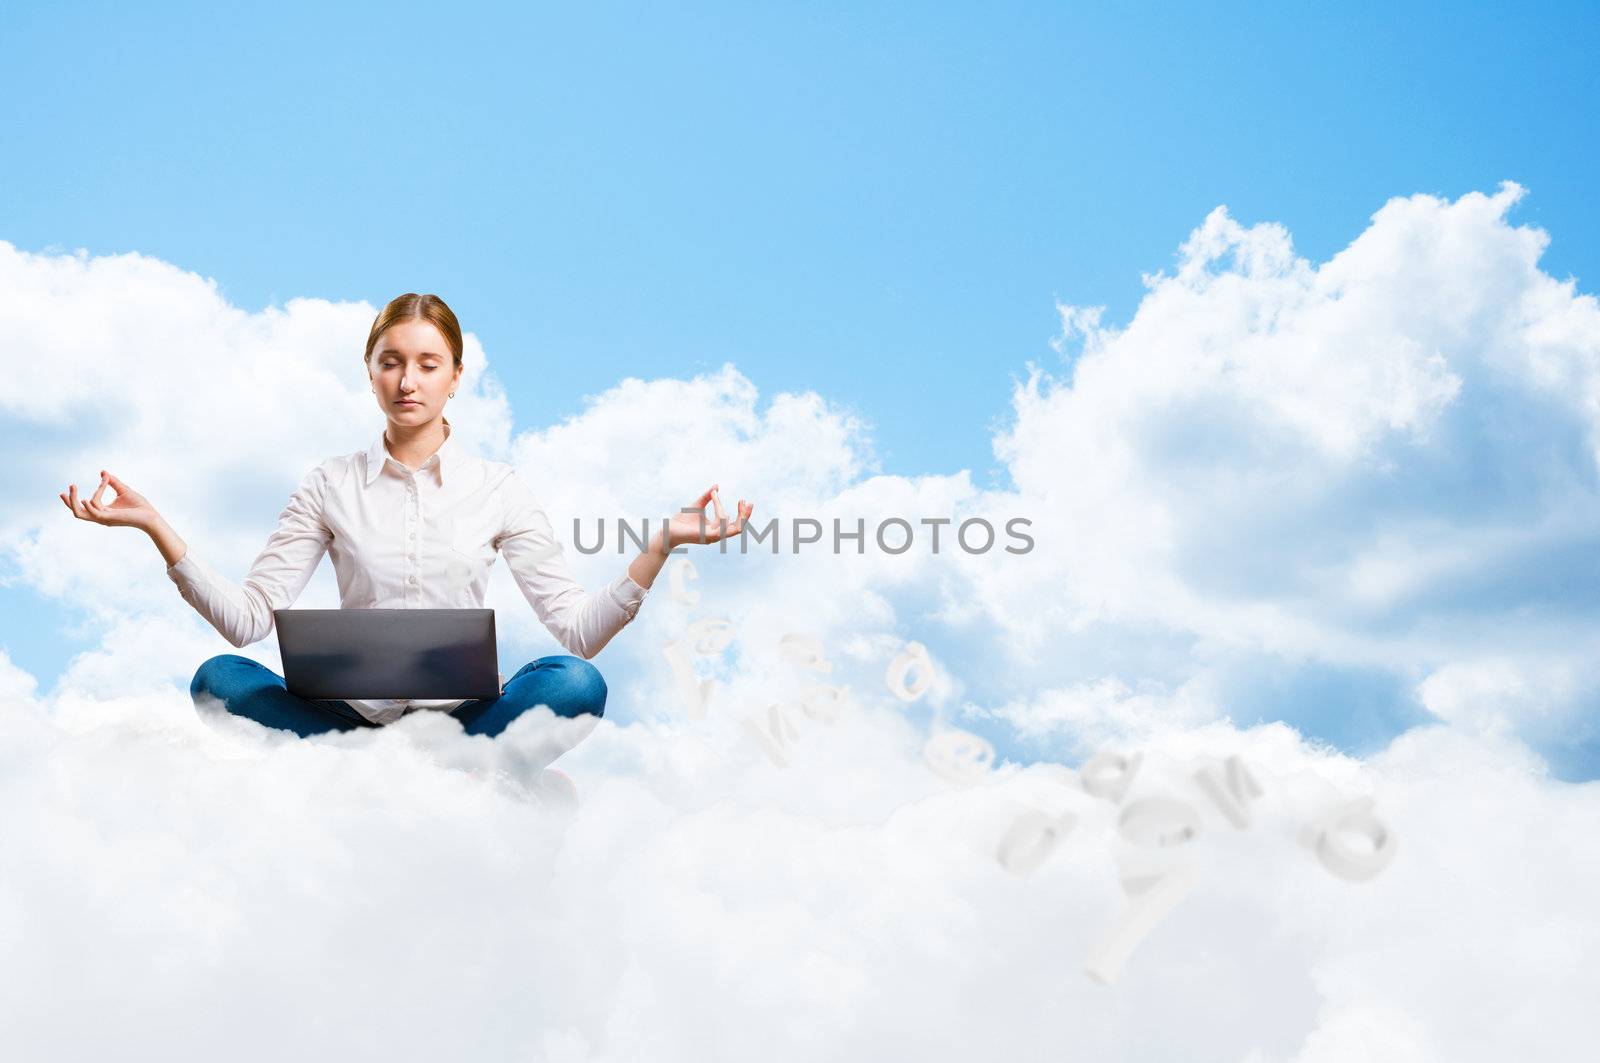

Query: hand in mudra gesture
left=667, top=484, right=753, bottom=549
left=59, top=471, right=160, bottom=531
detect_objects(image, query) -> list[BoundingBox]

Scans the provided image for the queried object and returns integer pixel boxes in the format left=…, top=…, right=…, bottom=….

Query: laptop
left=274, top=608, right=503, bottom=701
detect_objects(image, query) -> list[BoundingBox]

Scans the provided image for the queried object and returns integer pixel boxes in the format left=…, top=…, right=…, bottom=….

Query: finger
left=710, top=486, right=727, bottom=529
left=90, top=474, right=109, bottom=508
left=691, top=485, right=715, bottom=509
left=69, top=484, right=79, bottom=515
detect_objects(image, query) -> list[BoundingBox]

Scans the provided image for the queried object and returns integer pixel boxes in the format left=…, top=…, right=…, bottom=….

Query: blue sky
left=5, top=1, right=1600, bottom=770
left=6, top=1, right=1595, bottom=479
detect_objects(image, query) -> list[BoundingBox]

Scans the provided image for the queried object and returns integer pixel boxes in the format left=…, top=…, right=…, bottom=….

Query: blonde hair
left=363, top=293, right=463, bottom=370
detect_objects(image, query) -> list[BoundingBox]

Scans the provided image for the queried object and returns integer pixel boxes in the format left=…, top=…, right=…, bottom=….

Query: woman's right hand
left=60, top=471, right=161, bottom=532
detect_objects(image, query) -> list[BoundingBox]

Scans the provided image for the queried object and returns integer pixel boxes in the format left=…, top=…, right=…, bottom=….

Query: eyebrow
left=377, top=348, right=446, bottom=360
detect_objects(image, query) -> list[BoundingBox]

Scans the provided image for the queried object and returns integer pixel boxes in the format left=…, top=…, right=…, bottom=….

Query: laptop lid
left=273, top=608, right=501, bottom=700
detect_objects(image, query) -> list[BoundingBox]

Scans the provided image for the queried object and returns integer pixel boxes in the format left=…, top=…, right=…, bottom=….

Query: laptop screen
left=274, top=608, right=500, bottom=700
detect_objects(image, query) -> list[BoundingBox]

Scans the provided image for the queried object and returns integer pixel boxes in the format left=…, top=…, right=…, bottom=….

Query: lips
left=396, top=400, right=421, bottom=406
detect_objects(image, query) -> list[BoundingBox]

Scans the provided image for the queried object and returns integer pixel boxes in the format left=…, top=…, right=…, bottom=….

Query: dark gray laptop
left=274, top=608, right=503, bottom=701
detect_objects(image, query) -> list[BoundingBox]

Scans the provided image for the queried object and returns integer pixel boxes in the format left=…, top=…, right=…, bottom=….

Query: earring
left=448, top=391, right=455, bottom=398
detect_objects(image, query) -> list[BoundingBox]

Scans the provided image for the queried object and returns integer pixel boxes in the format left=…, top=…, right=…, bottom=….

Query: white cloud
left=977, top=182, right=1600, bottom=760
left=1, top=667, right=1593, bottom=1061
left=4, top=180, right=1600, bottom=1058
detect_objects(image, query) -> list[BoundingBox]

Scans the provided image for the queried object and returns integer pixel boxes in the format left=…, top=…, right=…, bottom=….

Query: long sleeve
left=497, top=470, right=648, bottom=659
left=166, top=465, right=333, bottom=648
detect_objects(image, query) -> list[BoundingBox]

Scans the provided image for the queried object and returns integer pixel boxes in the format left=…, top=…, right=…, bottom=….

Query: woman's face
left=368, top=319, right=462, bottom=427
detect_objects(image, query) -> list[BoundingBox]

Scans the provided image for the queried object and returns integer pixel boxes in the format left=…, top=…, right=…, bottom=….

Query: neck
left=384, top=416, right=450, bottom=470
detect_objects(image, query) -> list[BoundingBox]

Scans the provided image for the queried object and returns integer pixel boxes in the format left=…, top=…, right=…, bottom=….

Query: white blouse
left=167, top=419, right=649, bottom=725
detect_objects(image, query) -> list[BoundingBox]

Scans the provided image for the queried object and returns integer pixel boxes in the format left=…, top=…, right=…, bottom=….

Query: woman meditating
left=59, top=292, right=752, bottom=756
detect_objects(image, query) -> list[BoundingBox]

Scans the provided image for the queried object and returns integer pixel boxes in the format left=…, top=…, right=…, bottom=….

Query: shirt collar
left=364, top=417, right=456, bottom=487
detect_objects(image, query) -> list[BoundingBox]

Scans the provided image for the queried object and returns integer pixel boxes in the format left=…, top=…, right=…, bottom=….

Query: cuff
left=609, top=573, right=648, bottom=619
left=167, top=551, right=208, bottom=593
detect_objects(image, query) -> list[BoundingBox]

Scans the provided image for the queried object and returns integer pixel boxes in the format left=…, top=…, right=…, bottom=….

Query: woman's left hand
left=668, top=484, right=753, bottom=548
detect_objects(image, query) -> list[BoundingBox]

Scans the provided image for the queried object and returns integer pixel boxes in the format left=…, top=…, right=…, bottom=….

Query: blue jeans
left=189, top=653, right=607, bottom=739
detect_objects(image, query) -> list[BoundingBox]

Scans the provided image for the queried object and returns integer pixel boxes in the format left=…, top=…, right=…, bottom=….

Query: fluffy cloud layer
left=982, top=182, right=1600, bottom=773
left=4, top=182, right=1598, bottom=1059
left=2, top=668, right=1593, bottom=1062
